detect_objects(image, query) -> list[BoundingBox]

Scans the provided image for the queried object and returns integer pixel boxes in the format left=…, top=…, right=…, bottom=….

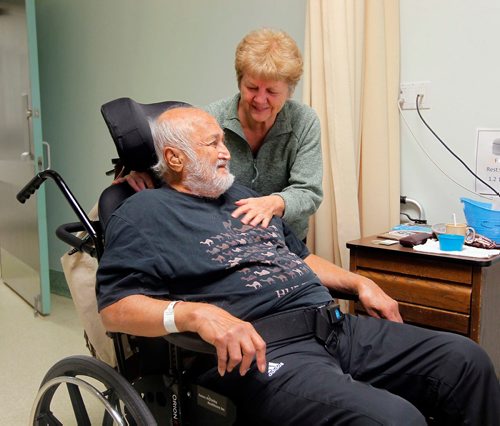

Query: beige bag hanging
left=60, top=203, right=116, bottom=367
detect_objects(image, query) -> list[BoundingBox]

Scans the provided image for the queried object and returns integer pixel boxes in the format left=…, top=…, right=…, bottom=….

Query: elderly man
left=97, top=107, right=499, bottom=425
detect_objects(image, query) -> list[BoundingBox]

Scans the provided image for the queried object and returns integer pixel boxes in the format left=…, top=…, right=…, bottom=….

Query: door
left=0, top=0, right=50, bottom=314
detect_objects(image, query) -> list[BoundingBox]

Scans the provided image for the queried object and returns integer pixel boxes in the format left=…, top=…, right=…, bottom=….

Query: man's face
left=238, top=74, right=290, bottom=127
left=183, top=114, right=234, bottom=198
left=193, top=117, right=230, bottom=177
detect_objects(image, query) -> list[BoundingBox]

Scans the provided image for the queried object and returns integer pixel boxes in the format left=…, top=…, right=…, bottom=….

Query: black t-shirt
left=96, top=183, right=331, bottom=321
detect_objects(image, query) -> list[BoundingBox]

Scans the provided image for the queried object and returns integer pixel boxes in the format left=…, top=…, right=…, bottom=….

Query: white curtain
left=303, top=0, right=401, bottom=270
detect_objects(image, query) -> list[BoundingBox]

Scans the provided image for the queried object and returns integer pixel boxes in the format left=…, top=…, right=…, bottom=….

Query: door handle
left=38, top=141, right=51, bottom=171
left=21, top=92, right=34, bottom=161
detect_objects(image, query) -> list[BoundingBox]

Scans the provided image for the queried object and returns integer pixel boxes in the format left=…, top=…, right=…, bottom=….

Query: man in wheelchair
left=96, top=106, right=500, bottom=425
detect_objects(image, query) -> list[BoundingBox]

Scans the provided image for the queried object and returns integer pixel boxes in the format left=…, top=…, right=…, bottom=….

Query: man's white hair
left=149, top=107, right=197, bottom=178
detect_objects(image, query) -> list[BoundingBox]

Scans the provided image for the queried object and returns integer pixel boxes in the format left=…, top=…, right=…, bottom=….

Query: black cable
left=415, top=95, right=500, bottom=197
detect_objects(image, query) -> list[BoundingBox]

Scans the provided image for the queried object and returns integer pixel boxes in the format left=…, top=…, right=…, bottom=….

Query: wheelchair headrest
left=101, top=97, right=191, bottom=172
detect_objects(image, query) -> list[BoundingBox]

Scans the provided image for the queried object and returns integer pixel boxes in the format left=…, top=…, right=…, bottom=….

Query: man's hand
left=304, top=254, right=402, bottom=323
left=356, top=276, right=402, bottom=323
left=176, top=303, right=267, bottom=377
left=231, top=195, right=285, bottom=228
left=113, top=171, right=155, bottom=192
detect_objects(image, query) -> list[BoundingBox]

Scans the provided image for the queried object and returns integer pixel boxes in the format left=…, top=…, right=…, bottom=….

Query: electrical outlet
left=399, top=81, right=430, bottom=110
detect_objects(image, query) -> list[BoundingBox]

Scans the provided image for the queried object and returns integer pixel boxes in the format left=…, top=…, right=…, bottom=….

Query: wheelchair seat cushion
left=101, top=97, right=191, bottom=172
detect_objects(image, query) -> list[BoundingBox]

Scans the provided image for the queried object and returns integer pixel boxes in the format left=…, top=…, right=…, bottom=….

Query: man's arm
left=100, top=295, right=267, bottom=377
left=304, top=254, right=402, bottom=323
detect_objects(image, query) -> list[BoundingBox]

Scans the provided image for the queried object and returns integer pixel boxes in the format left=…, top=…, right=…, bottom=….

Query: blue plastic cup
left=438, top=234, right=465, bottom=251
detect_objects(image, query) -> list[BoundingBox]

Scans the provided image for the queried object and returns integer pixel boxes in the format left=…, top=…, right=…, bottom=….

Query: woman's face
left=238, top=74, right=290, bottom=127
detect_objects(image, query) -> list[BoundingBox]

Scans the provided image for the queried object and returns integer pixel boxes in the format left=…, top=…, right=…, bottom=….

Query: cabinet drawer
left=352, top=251, right=473, bottom=285
left=356, top=270, right=471, bottom=314
left=355, top=301, right=470, bottom=335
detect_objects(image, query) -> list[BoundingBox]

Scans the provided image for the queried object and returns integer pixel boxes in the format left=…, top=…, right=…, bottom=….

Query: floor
left=0, top=280, right=88, bottom=425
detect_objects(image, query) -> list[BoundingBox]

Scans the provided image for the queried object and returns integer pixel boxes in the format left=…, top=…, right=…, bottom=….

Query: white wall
left=400, top=0, right=500, bottom=225
left=37, top=0, right=500, bottom=271
left=36, top=0, right=307, bottom=270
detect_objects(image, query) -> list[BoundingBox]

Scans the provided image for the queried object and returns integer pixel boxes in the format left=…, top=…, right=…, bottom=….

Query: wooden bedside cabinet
left=346, top=236, right=500, bottom=377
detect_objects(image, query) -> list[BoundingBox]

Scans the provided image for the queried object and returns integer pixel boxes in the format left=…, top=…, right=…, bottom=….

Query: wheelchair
left=18, top=98, right=356, bottom=425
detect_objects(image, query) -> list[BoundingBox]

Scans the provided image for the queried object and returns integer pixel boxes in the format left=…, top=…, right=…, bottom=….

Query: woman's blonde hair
left=235, top=28, right=303, bottom=93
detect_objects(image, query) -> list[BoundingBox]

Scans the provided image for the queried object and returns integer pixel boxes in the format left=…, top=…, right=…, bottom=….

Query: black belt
left=252, top=301, right=344, bottom=346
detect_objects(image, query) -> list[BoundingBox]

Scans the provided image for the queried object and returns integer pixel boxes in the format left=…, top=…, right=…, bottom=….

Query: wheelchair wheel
left=30, top=355, right=157, bottom=426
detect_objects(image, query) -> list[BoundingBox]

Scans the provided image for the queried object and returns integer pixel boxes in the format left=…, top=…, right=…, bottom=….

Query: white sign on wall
left=475, top=129, right=500, bottom=195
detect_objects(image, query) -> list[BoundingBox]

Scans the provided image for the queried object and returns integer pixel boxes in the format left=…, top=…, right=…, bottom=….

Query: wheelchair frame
left=18, top=98, right=358, bottom=425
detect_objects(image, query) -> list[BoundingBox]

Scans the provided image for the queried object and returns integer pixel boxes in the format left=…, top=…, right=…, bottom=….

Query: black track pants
left=201, top=314, right=500, bottom=425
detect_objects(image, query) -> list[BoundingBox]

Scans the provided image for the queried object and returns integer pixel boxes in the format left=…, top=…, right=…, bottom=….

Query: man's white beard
left=184, top=159, right=235, bottom=198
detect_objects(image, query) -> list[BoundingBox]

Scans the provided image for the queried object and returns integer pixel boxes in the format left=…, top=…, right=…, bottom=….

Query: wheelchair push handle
left=16, top=169, right=72, bottom=204
left=16, top=172, right=46, bottom=204
left=16, top=169, right=104, bottom=259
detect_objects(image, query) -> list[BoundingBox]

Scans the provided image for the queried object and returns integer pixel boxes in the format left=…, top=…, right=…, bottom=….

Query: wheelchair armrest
left=56, top=221, right=100, bottom=258
left=163, top=332, right=216, bottom=355
left=329, top=288, right=359, bottom=301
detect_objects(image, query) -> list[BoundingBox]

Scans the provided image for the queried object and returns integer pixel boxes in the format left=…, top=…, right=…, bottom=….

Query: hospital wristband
left=163, top=301, right=181, bottom=333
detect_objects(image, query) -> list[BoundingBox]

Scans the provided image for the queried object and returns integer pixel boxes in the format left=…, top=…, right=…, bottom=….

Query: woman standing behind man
left=119, top=28, right=323, bottom=240
left=205, top=28, right=322, bottom=240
